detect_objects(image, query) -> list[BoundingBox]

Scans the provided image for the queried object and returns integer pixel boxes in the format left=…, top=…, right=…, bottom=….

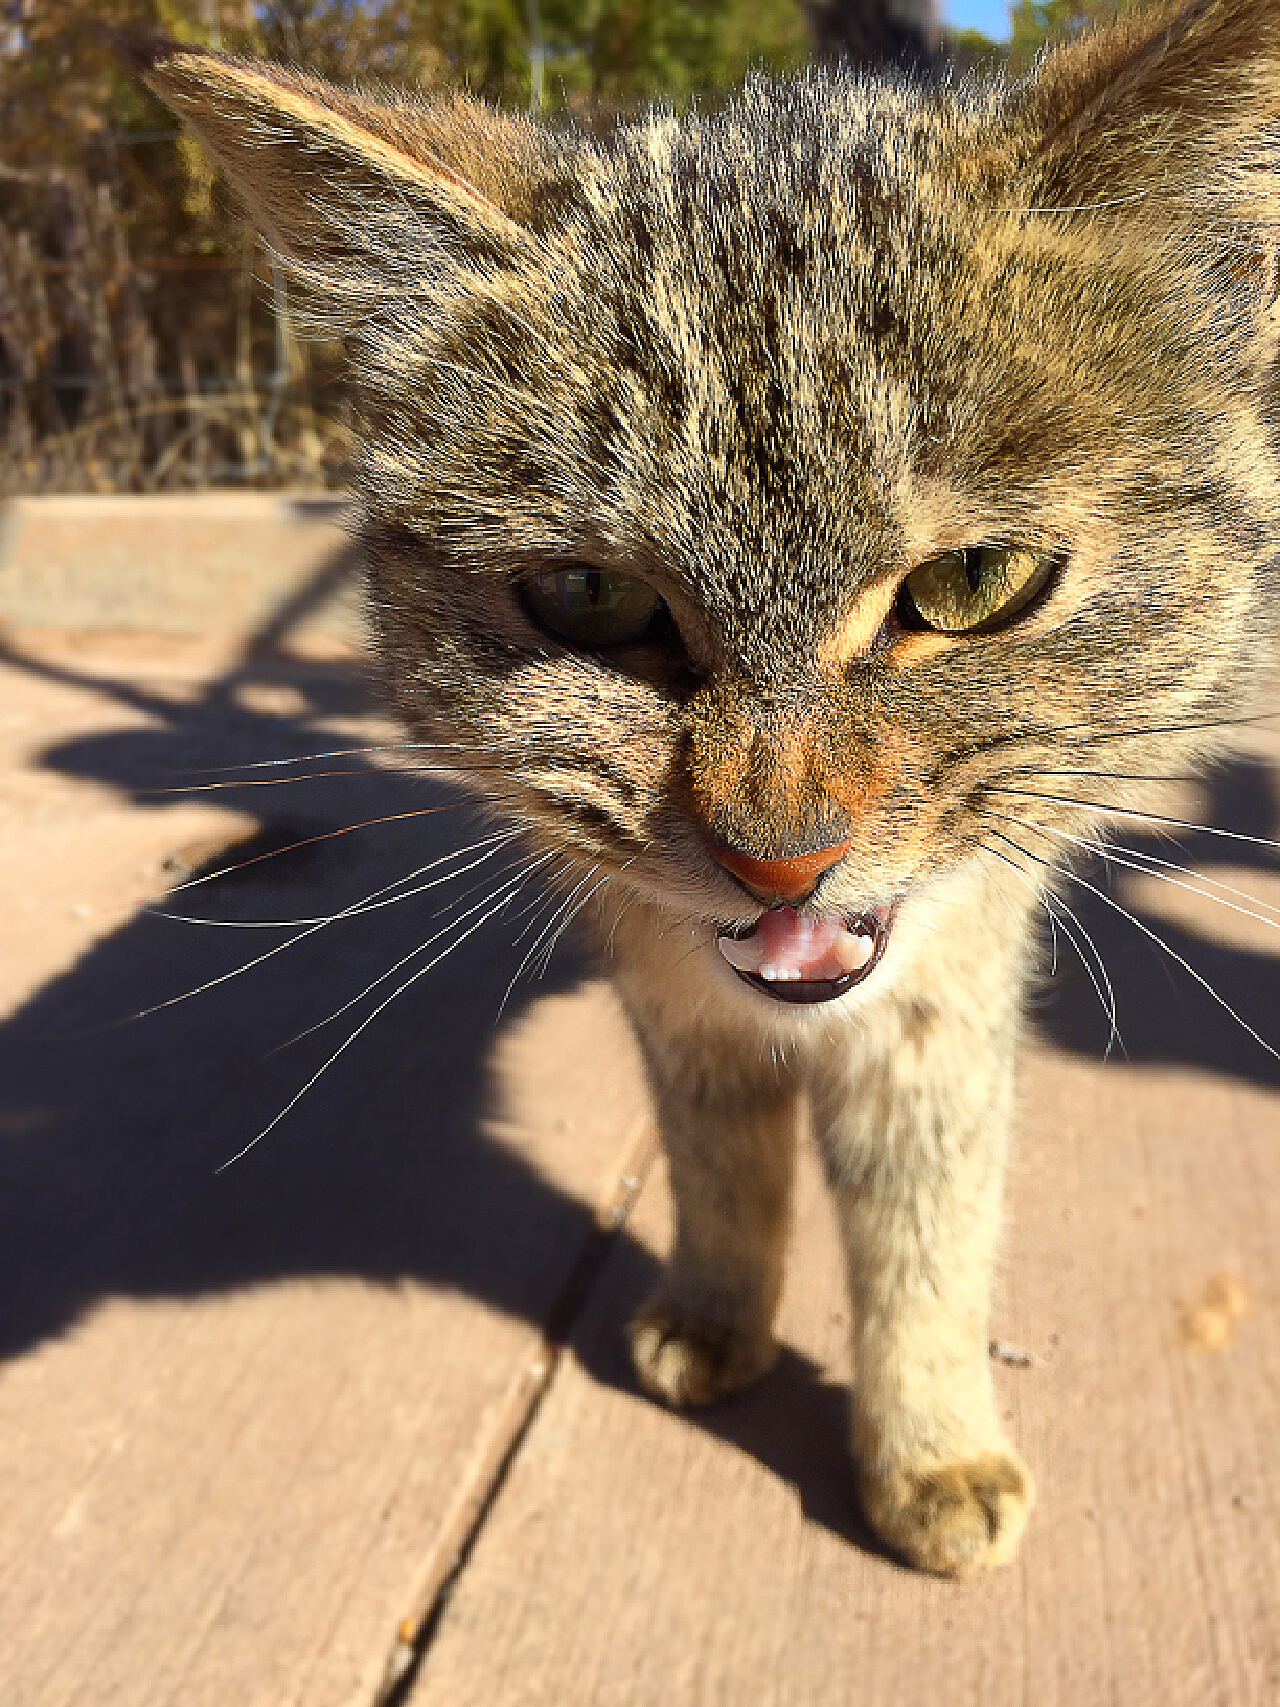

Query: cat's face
left=143, top=2, right=1280, bottom=1006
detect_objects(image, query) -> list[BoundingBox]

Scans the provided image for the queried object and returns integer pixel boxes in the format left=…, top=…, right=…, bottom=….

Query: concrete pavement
left=1, top=495, right=1276, bottom=1706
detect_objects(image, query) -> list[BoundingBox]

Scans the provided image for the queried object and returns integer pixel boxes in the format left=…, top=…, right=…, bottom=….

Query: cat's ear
left=1013, top=0, right=1280, bottom=223
left=133, top=40, right=549, bottom=287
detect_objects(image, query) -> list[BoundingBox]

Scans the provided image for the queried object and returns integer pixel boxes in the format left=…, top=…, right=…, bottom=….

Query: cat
left=135, top=0, right=1280, bottom=1577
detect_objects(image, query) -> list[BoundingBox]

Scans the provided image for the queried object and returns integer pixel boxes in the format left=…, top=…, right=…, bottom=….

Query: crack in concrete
left=367, top=1122, right=658, bottom=1707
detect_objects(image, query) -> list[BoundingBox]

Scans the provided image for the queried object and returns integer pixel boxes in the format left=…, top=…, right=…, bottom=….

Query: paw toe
left=629, top=1302, right=775, bottom=1408
left=862, top=1450, right=1033, bottom=1577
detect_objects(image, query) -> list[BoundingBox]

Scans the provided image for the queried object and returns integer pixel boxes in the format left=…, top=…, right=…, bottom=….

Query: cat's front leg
left=618, top=975, right=802, bottom=1409
left=810, top=989, right=1033, bottom=1577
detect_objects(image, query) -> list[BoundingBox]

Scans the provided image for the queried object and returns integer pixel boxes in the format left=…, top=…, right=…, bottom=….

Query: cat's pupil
left=522, top=564, right=666, bottom=647
left=896, top=546, right=1052, bottom=638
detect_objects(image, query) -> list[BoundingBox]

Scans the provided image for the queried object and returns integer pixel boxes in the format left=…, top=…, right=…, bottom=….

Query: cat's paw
left=629, top=1299, right=777, bottom=1408
left=860, top=1450, right=1033, bottom=1577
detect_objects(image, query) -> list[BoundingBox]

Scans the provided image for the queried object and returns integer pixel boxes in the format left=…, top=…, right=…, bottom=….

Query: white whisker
left=535, top=872, right=612, bottom=979
left=982, top=835, right=1120, bottom=1055
left=1067, top=863, right=1280, bottom=1066
left=264, top=853, right=554, bottom=1057
left=499, top=863, right=600, bottom=1013
left=154, top=830, right=518, bottom=928
left=215, top=864, right=546, bottom=1171
left=140, top=768, right=394, bottom=794
left=111, top=850, right=499, bottom=1027
left=985, top=816, right=1280, bottom=1069
left=987, top=784, right=1280, bottom=855
left=162, top=806, right=484, bottom=896
left=175, top=742, right=484, bottom=775
left=507, top=858, right=581, bottom=949
left=1020, top=821, right=1280, bottom=939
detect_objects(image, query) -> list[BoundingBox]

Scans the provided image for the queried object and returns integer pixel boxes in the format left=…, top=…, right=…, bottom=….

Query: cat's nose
left=709, top=836, right=853, bottom=905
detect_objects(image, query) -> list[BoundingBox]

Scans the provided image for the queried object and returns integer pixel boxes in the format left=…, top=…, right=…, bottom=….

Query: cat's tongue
left=718, top=907, right=879, bottom=987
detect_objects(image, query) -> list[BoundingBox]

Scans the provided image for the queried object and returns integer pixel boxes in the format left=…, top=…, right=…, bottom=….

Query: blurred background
left=0, top=0, right=1136, bottom=500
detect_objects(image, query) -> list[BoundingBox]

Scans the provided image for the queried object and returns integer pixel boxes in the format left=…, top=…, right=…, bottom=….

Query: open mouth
left=716, top=903, right=896, bottom=1006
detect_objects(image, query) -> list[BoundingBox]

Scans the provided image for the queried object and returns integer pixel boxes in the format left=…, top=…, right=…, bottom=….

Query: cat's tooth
left=721, top=926, right=875, bottom=983
left=833, top=929, right=876, bottom=973
left=718, top=934, right=766, bottom=975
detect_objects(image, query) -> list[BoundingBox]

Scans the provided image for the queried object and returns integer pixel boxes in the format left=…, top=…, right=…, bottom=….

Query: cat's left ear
left=128, top=37, right=560, bottom=311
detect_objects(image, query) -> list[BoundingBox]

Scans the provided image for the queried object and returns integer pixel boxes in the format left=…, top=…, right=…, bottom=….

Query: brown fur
left=141, top=0, right=1280, bottom=1575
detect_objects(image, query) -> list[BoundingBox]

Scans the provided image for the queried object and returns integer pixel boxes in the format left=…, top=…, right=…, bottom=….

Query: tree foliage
left=1006, top=0, right=1146, bottom=71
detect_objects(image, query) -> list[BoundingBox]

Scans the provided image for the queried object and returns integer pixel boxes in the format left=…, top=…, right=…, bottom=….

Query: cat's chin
left=717, top=903, right=896, bottom=1006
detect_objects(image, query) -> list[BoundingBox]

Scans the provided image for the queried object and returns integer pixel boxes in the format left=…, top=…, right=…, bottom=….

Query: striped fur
left=144, top=0, right=1280, bottom=1575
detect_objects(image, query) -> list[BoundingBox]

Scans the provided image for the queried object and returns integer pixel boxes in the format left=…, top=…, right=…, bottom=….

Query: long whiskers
left=987, top=783, right=1280, bottom=856
left=534, top=865, right=625, bottom=979
left=109, top=833, right=520, bottom=1027
left=507, top=858, right=580, bottom=949
left=1001, top=817, right=1280, bottom=940
left=995, top=706, right=1280, bottom=750
left=980, top=812, right=1280, bottom=1070
left=137, top=768, right=399, bottom=794
left=214, top=863, right=546, bottom=1172
left=154, top=829, right=519, bottom=929
left=176, top=742, right=478, bottom=773
left=981, top=834, right=1121, bottom=1054
left=149, top=758, right=524, bottom=793
left=162, top=805, right=486, bottom=897
left=535, top=877, right=611, bottom=981
left=263, top=850, right=557, bottom=1059
left=499, top=862, right=602, bottom=1014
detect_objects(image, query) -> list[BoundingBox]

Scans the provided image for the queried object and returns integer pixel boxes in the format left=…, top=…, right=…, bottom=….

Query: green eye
left=898, top=546, right=1053, bottom=635
left=522, top=564, right=666, bottom=646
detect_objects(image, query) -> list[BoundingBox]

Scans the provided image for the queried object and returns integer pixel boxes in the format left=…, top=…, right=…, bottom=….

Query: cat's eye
left=896, top=546, right=1054, bottom=636
left=522, top=564, right=668, bottom=646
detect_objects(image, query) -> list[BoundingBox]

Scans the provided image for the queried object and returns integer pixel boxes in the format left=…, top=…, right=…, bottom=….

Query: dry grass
left=0, top=165, right=353, bottom=497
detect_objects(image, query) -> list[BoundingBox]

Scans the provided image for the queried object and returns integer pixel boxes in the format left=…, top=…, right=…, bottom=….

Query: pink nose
left=710, top=837, right=852, bottom=903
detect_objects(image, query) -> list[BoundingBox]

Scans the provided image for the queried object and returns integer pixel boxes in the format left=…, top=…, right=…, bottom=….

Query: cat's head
left=142, top=1, right=1280, bottom=1007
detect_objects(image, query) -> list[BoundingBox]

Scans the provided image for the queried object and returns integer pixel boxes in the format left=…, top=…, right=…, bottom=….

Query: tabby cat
left=139, top=0, right=1280, bottom=1576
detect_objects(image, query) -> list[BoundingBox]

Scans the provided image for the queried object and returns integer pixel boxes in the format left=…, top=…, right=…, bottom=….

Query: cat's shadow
left=0, top=559, right=892, bottom=1557
left=0, top=545, right=621, bottom=1362
left=1030, top=754, right=1280, bottom=1084
left=569, top=1242, right=897, bottom=1559
left=1, top=544, right=1277, bottom=1554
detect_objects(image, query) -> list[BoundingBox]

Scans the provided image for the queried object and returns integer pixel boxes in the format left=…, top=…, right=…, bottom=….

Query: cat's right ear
left=127, top=36, right=546, bottom=293
left=1012, top=0, right=1280, bottom=224
left=1004, top=0, right=1280, bottom=368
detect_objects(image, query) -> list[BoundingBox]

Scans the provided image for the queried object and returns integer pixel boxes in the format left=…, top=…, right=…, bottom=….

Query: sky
left=942, top=0, right=1012, bottom=39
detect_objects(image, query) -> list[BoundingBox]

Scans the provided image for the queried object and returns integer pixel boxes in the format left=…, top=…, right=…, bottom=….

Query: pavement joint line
left=366, top=1120, right=659, bottom=1707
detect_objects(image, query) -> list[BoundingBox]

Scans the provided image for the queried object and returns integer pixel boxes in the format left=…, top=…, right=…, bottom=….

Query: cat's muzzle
left=717, top=903, right=895, bottom=1005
